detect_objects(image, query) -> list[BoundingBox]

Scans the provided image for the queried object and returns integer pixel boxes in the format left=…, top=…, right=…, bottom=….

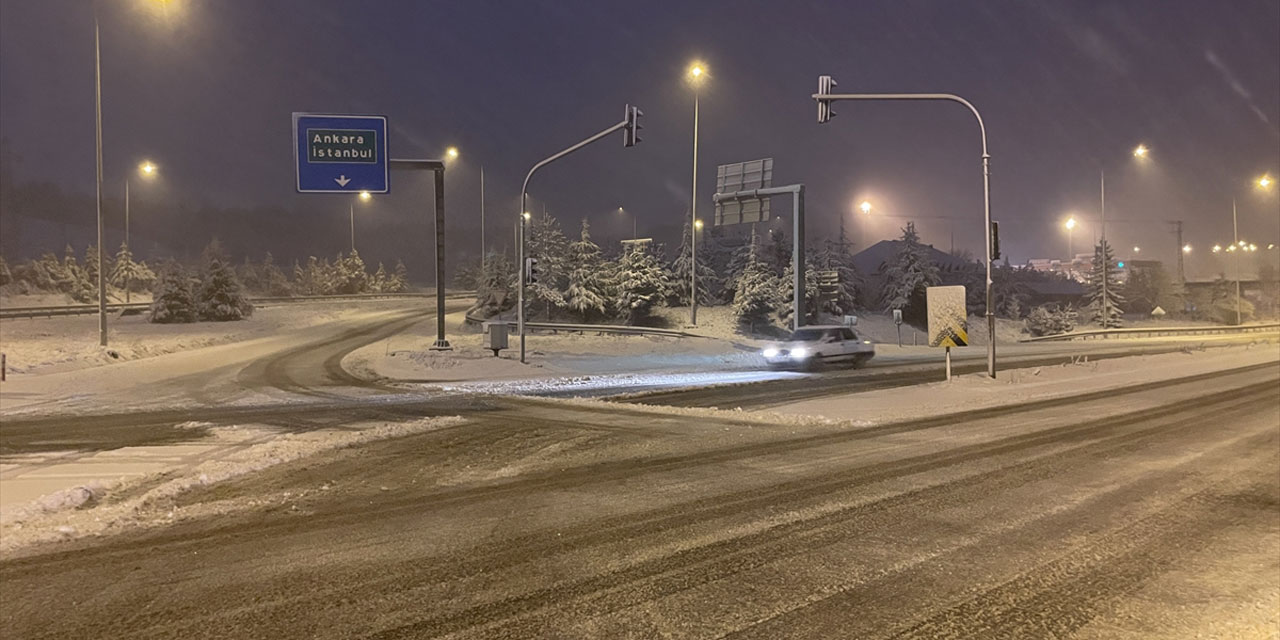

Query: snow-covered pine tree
left=371, top=262, right=389, bottom=293
left=527, top=211, right=570, bottom=318
left=469, top=251, right=515, bottom=317
left=564, top=220, right=609, bottom=320
left=110, top=242, right=144, bottom=302
left=881, top=222, right=940, bottom=330
left=1085, top=239, right=1124, bottom=328
left=61, top=245, right=94, bottom=302
left=813, top=230, right=862, bottom=315
left=668, top=220, right=717, bottom=307
left=776, top=258, right=821, bottom=327
left=723, top=226, right=766, bottom=304
left=296, top=257, right=320, bottom=295
left=197, top=241, right=254, bottom=321
left=732, top=238, right=778, bottom=332
left=238, top=256, right=263, bottom=294
left=617, top=242, right=670, bottom=324
left=260, top=252, right=293, bottom=296
left=390, top=259, right=409, bottom=292
left=149, top=260, right=197, bottom=323
left=335, top=250, right=370, bottom=294
left=83, top=244, right=111, bottom=299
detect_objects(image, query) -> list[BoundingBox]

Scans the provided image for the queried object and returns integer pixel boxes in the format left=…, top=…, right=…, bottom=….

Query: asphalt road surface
left=3, top=361, right=1276, bottom=639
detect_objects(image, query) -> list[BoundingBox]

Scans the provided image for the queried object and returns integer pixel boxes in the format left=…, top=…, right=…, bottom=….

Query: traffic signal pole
left=813, top=79, right=997, bottom=378
left=518, top=105, right=642, bottom=364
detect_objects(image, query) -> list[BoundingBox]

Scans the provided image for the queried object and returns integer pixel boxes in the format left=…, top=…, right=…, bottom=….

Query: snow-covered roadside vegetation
left=0, top=299, right=416, bottom=376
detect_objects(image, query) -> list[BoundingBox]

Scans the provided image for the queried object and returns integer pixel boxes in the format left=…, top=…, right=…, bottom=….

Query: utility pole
left=1232, top=199, right=1241, bottom=325
left=1170, top=220, right=1185, bottom=284
left=480, top=166, right=485, bottom=265
left=1100, top=169, right=1108, bottom=327
left=94, top=2, right=107, bottom=347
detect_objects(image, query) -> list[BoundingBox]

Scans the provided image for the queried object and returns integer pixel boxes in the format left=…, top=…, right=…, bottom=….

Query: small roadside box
left=483, top=321, right=509, bottom=357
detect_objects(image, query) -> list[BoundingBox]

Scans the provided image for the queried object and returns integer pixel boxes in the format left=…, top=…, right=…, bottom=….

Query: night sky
left=2, top=0, right=1277, bottom=280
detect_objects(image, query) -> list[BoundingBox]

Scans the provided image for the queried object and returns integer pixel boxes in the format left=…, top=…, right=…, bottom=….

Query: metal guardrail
left=0, top=292, right=472, bottom=320
left=464, top=312, right=703, bottom=339
left=1019, top=322, right=1280, bottom=342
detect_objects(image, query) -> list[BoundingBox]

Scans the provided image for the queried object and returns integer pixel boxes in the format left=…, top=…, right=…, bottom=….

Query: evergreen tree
left=733, top=235, right=778, bottom=332
left=527, top=211, right=571, bottom=318
left=110, top=242, right=149, bottom=301
left=149, top=260, right=197, bottom=323
left=335, top=250, right=370, bottom=294
left=260, top=252, right=293, bottom=296
left=814, top=230, right=862, bottom=315
left=83, top=244, right=111, bottom=299
left=237, top=256, right=263, bottom=293
left=470, top=251, right=515, bottom=317
left=668, top=220, right=717, bottom=307
left=1084, top=239, right=1124, bottom=328
left=372, top=262, right=389, bottom=293
left=296, top=257, right=321, bottom=295
left=776, top=258, right=821, bottom=327
left=617, top=243, right=670, bottom=324
left=723, top=226, right=766, bottom=304
left=61, top=245, right=94, bottom=302
left=388, top=259, right=409, bottom=292
left=881, top=223, right=941, bottom=330
left=197, top=240, right=254, bottom=321
left=0, top=255, right=10, bottom=287
left=564, top=220, right=609, bottom=320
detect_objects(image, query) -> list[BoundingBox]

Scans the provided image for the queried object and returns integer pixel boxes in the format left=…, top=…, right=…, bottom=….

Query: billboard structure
left=714, top=158, right=773, bottom=226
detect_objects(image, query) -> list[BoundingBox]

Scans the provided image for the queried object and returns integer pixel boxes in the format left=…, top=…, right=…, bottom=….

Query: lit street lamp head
left=1213, top=245, right=1222, bottom=253
left=694, top=219, right=703, bottom=230
left=859, top=200, right=872, bottom=214
left=1064, top=217, right=1077, bottom=230
left=1182, top=244, right=1192, bottom=253
left=1133, top=144, right=1149, bottom=159
left=1132, top=246, right=1140, bottom=253
left=1258, top=174, right=1273, bottom=189
left=139, top=161, right=157, bottom=177
left=445, top=147, right=459, bottom=160
left=359, top=191, right=371, bottom=202
left=687, top=62, right=708, bottom=87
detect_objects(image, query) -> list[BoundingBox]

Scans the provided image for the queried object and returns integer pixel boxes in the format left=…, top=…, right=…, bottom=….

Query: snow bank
left=0, top=415, right=462, bottom=556
left=771, top=342, right=1280, bottom=423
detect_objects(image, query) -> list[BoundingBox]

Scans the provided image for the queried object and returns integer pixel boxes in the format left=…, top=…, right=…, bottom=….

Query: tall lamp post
left=687, top=62, right=707, bottom=325
left=617, top=206, right=636, bottom=239
left=1064, top=216, right=1077, bottom=261
left=350, top=190, right=371, bottom=252
left=123, top=160, right=157, bottom=302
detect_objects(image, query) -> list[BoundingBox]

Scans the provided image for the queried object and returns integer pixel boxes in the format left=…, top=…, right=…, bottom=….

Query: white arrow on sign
left=335, top=175, right=351, bottom=187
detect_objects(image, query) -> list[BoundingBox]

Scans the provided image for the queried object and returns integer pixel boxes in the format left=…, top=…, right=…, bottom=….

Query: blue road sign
left=294, top=113, right=389, bottom=193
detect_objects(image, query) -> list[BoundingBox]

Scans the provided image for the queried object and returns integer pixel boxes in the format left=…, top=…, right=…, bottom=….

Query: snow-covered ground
left=0, top=299, right=410, bottom=376
left=0, top=415, right=462, bottom=554
left=345, top=306, right=765, bottom=385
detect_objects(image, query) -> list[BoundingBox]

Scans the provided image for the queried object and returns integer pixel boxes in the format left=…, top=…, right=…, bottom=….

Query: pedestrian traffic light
left=624, top=104, right=643, bottom=147
left=525, top=257, right=539, bottom=284
left=817, top=75, right=837, bottom=124
left=990, top=221, right=1001, bottom=261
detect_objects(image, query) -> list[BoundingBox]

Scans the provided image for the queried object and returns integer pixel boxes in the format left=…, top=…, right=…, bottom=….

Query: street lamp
left=350, top=191, right=371, bottom=253
left=687, top=61, right=708, bottom=325
left=859, top=200, right=872, bottom=215
left=1258, top=175, right=1273, bottom=189
left=1133, top=144, right=1149, bottom=159
left=1183, top=244, right=1192, bottom=253
left=618, top=206, right=635, bottom=239
left=1064, top=216, right=1077, bottom=259
left=122, top=160, right=159, bottom=303
left=1132, top=246, right=1141, bottom=253
left=446, top=147, right=459, bottom=160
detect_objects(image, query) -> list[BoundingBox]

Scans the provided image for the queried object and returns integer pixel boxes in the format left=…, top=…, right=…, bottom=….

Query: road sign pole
left=432, top=167, right=449, bottom=350
left=792, top=186, right=805, bottom=332
left=946, top=346, right=952, bottom=381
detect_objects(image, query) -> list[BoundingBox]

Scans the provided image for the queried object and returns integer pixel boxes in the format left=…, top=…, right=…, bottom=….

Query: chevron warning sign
left=927, top=286, right=968, bottom=348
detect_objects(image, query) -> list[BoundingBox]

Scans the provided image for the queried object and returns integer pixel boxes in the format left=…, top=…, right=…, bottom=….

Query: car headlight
left=762, top=348, right=779, bottom=358
left=791, top=347, right=809, bottom=359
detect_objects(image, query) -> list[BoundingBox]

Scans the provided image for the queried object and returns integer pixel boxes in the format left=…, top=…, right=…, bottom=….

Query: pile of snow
left=0, top=415, right=462, bottom=555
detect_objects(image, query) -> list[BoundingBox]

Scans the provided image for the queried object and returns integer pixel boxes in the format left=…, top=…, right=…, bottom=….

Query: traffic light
left=623, top=104, right=643, bottom=147
left=989, top=221, right=1001, bottom=261
left=817, top=75, right=837, bottom=124
left=525, top=257, right=539, bottom=285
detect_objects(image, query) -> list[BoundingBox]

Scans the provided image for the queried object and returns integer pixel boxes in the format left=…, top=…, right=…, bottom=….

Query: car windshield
left=790, top=329, right=837, bottom=342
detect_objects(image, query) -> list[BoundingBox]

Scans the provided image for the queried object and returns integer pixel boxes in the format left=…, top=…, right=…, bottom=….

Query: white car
left=761, top=325, right=875, bottom=370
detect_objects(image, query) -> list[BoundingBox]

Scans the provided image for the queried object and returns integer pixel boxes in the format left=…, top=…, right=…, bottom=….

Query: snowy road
left=1, top=361, right=1276, bottom=638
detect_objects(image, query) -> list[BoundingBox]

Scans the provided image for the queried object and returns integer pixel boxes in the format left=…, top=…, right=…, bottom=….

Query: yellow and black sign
left=926, top=285, right=968, bottom=348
